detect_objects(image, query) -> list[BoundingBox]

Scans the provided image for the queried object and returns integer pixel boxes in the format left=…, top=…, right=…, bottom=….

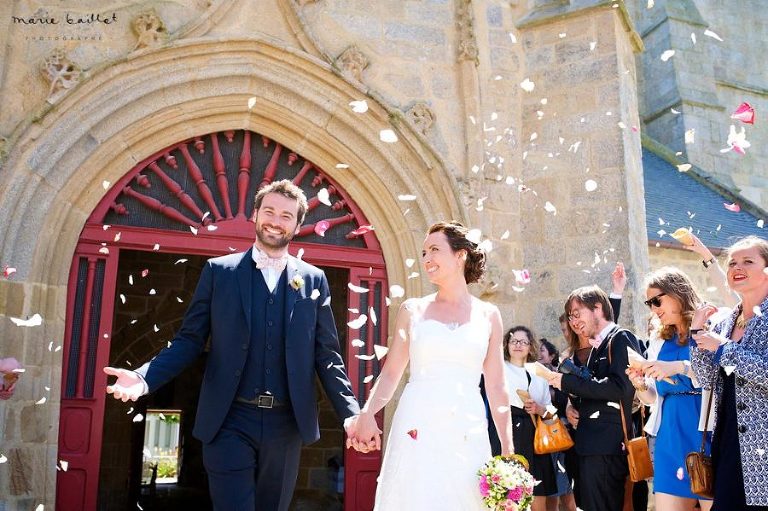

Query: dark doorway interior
left=97, top=249, right=349, bottom=511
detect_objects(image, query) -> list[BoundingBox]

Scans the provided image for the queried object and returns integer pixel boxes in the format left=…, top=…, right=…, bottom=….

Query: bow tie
left=254, top=251, right=288, bottom=272
left=588, top=337, right=602, bottom=349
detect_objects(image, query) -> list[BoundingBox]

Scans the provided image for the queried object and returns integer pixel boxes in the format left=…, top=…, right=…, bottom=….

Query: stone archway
left=0, top=36, right=467, bottom=506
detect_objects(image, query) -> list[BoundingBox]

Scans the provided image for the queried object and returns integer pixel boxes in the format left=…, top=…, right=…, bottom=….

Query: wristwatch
left=681, top=360, right=691, bottom=376
left=702, top=257, right=716, bottom=268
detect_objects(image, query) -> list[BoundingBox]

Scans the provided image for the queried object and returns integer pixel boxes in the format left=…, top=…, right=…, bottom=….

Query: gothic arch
left=0, top=37, right=465, bottom=298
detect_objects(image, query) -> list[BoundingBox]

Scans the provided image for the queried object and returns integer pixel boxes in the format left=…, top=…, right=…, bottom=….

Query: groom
left=104, top=179, right=371, bottom=510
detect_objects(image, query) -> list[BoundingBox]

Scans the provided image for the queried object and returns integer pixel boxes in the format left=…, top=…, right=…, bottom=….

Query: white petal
left=317, top=188, right=332, bottom=206
left=351, top=339, right=365, bottom=348
left=347, top=314, right=368, bottom=329
left=379, top=129, right=398, bottom=143
left=10, top=313, right=43, bottom=327
left=247, top=97, right=257, bottom=110
left=348, top=282, right=369, bottom=293
left=363, top=375, right=374, bottom=384
left=133, top=414, right=144, bottom=423
left=349, top=100, right=369, bottom=113
left=374, top=345, right=390, bottom=360
left=585, top=180, right=598, bottom=192
left=389, top=285, right=405, bottom=298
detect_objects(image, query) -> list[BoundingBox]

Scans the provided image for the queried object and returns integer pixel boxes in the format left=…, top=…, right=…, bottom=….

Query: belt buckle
left=256, top=394, right=274, bottom=409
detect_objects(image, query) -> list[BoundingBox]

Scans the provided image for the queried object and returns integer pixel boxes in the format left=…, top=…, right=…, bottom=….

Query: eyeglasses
left=643, top=292, right=666, bottom=309
left=508, top=339, right=531, bottom=346
left=567, top=307, right=588, bottom=323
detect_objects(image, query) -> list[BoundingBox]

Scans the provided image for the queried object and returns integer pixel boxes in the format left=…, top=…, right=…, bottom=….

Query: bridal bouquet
left=478, top=455, right=535, bottom=511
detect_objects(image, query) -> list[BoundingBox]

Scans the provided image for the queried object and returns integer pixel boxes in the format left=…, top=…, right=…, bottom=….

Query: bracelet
left=689, top=328, right=704, bottom=337
left=702, top=257, right=716, bottom=268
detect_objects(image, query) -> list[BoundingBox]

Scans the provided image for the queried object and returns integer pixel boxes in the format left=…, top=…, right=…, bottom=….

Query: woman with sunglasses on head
left=504, top=326, right=557, bottom=511
left=626, top=267, right=713, bottom=511
left=690, top=236, right=768, bottom=510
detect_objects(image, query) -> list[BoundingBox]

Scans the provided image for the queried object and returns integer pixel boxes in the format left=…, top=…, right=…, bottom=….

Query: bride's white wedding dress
left=374, top=316, right=491, bottom=510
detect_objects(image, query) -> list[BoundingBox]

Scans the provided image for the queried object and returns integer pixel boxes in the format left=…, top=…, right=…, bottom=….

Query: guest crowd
left=490, top=233, right=768, bottom=511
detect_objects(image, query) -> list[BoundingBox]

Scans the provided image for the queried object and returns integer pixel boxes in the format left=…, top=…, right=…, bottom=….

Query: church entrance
left=55, top=130, right=387, bottom=511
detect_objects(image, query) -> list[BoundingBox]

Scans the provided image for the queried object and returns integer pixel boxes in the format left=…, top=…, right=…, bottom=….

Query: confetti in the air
left=398, top=194, right=417, bottom=201
left=363, top=375, right=374, bottom=384
left=348, top=283, right=369, bottom=293
left=348, top=314, right=368, bottom=329
left=102, top=181, right=110, bottom=190
left=407, top=429, right=418, bottom=440
left=0, top=454, right=6, bottom=463
left=141, top=269, right=149, bottom=278
left=520, top=78, right=535, bottom=92
left=379, top=129, right=398, bottom=143
left=513, top=269, right=531, bottom=286
left=721, top=125, right=751, bottom=155
left=310, top=289, right=320, bottom=300
left=585, top=180, right=598, bottom=192
left=175, top=258, right=188, bottom=265
left=336, top=163, right=350, bottom=169
left=133, top=414, right=144, bottom=423
left=317, top=188, right=332, bottom=206
left=314, top=220, right=330, bottom=237
left=351, top=339, right=365, bottom=348
left=350, top=225, right=375, bottom=236
left=152, top=244, right=160, bottom=251
left=691, top=32, right=697, bottom=44
left=589, top=411, right=600, bottom=419
left=36, top=397, right=47, bottom=405
left=703, top=29, right=723, bottom=42
left=685, top=129, right=695, bottom=144
left=660, top=50, right=675, bottom=62
left=390, top=285, right=405, bottom=298
left=677, top=163, right=692, bottom=172
left=2, top=266, right=17, bottom=279
left=676, top=467, right=684, bottom=480
left=374, top=345, right=390, bottom=360
left=247, top=97, right=257, bottom=110
left=466, top=229, right=482, bottom=244
left=370, top=307, right=378, bottom=326
left=724, top=202, right=741, bottom=213
left=731, top=102, right=755, bottom=125
left=724, top=365, right=737, bottom=376
left=10, top=314, right=43, bottom=327
left=189, top=226, right=198, bottom=236
left=59, top=460, right=69, bottom=472
left=544, top=202, right=557, bottom=214
left=349, top=100, right=369, bottom=113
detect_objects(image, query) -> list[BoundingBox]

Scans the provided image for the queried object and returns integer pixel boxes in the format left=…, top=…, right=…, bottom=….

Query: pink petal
left=350, top=225, right=375, bottom=236
left=732, top=144, right=746, bottom=155
left=724, top=202, right=741, bottom=212
left=2, top=266, right=17, bottom=279
left=141, top=269, right=150, bottom=278
left=407, top=429, right=418, bottom=440
left=314, top=220, right=330, bottom=237
left=731, top=102, right=755, bottom=125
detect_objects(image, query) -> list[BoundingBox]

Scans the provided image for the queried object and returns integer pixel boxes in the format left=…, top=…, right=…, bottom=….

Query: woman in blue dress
left=626, top=267, right=713, bottom=511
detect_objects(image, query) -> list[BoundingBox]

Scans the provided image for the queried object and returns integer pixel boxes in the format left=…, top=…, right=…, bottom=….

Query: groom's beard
left=255, top=222, right=295, bottom=249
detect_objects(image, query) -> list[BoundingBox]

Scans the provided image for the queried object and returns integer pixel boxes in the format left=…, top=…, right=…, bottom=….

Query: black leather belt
left=235, top=394, right=288, bottom=408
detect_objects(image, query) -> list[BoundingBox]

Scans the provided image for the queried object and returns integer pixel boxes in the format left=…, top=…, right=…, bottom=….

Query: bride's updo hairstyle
left=427, top=221, right=486, bottom=284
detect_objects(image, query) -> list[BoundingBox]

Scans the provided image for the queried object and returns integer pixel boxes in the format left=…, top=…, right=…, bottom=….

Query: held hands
left=625, top=366, right=648, bottom=390
left=104, top=367, right=145, bottom=402
left=344, top=413, right=382, bottom=453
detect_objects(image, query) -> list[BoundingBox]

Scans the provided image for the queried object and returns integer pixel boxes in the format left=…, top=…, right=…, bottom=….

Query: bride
left=348, top=221, right=515, bottom=510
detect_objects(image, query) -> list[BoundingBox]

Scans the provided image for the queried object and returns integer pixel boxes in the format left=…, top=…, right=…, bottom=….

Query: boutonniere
left=289, top=274, right=305, bottom=291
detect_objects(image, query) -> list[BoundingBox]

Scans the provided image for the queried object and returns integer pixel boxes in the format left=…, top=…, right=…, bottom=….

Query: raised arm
left=482, top=306, right=514, bottom=456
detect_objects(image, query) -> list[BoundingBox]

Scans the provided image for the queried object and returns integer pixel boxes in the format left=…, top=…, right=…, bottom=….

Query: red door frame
left=56, top=132, right=388, bottom=510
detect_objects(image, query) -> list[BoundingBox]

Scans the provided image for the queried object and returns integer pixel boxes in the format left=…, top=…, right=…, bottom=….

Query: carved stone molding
left=406, top=102, right=436, bottom=135
left=456, top=0, right=479, bottom=64
left=335, top=46, right=369, bottom=82
left=132, top=10, right=168, bottom=50
left=296, top=0, right=318, bottom=4
left=40, top=49, right=81, bottom=104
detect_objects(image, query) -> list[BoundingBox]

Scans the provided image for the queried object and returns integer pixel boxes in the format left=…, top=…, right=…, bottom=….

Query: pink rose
left=479, top=476, right=490, bottom=497
left=507, top=486, right=523, bottom=501
left=492, top=474, right=501, bottom=483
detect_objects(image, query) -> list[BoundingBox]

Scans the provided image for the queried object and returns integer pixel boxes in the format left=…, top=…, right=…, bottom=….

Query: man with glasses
left=546, top=285, right=640, bottom=511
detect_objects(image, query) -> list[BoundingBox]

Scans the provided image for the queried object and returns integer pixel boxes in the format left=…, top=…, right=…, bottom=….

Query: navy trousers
left=203, top=402, right=303, bottom=511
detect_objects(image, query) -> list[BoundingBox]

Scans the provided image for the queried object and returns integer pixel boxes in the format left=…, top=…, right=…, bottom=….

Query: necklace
left=735, top=312, right=751, bottom=329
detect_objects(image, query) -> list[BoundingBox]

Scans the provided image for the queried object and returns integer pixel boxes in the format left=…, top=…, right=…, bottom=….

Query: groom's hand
left=104, top=366, right=146, bottom=402
left=345, top=413, right=382, bottom=452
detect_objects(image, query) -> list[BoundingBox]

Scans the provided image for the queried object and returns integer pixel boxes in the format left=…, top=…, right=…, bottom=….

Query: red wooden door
left=56, top=243, right=119, bottom=510
left=344, top=266, right=388, bottom=511
left=55, top=129, right=387, bottom=510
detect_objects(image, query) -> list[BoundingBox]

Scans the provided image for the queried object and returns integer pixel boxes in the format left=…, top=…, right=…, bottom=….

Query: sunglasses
left=644, top=292, right=666, bottom=308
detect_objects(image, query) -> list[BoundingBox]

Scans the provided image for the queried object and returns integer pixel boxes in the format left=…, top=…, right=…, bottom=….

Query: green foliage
left=155, top=459, right=177, bottom=478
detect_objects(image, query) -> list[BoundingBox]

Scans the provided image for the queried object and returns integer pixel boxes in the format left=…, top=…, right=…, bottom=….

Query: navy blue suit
left=137, top=248, right=359, bottom=509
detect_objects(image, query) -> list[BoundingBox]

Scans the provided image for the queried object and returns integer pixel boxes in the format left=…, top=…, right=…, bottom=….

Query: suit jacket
left=561, top=326, right=638, bottom=456
left=137, top=248, right=360, bottom=444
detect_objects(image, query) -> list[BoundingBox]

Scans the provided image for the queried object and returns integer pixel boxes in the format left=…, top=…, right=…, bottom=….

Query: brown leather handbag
left=532, top=415, right=574, bottom=454
left=610, top=337, right=653, bottom=482
left=686, top=389, right=714, bottom=498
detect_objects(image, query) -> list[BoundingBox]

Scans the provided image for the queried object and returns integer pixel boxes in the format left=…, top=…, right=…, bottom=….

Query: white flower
left=290, top=275, right=305, bottom=290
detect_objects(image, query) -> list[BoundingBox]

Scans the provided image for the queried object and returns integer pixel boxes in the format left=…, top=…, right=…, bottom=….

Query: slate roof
left=642, top=148, right=766, bottom=249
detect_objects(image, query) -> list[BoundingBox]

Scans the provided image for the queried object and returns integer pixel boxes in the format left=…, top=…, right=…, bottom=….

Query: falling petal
left=113, top=232, right=121, bottom=242
left=389, top=285, right=405, bottom=298
left=317, top=188, right=332, bottom=206
left=152, top=244, right=160, bottom=251
left=724, top=202, right=741, bottom=212
left=348, top=314, right=368, bottom=329
left=189, top=226, right=198, bottom=235
left=478, top=239, right=493, bottom=253
left=691, top=32, right=696, bottom=44
left=374, top=345, right=389, bottom=360
left=500, top=230, right=510, bottom=240
left=723, top=365, right=736, bottom=376
left=247, top=97, right=257, bottom=110
left=207, top=225, right=218, bottom=231
left=466, top=229, right=482, bottom=244
left=349, top=100, right=369, bottom=113
left=133, top=414, right=144, bottom=423
left=2, top=266, right=17, bottom=278
left=753, top=306, right=763, bottom=317
left=405, top=258, right=415, bottom=268
left=589, top=411, right=600, bottom=419
left=731, top=102, right=755, bottom=124
left=153, top=324, right=159, bottom=333
left=60, top=460, right=69, bottom=472
left=348, top=282, right=369, bottom=293
left=757, top=448, right=765, bottom=456
left=703, top=29, right=723, bottom=42
left=119, top=294, right=126, bottom=304
left=513, top=269, right=531, bottom=285
left=370, top=307, right=378, bottom=326
left=676, top=467, right=684, bottom=480
left=0, top=455, right=6, bottom=463
left=356, top=354, right=375, bottom=361
left=351, top=339, right=365, bottom=348
left=175, top=259, right=188, bottom=265
left=520, top=78, right=535, bottom=92
left=314, top=220, right=330, bottom=237
left=544, top=201, right=557, bottom=214
left=310, top=289, right=320, bottom=300
left=10, top=314, right=43, bottom=327
left=660, top=50, right=675, bottom=61
left=677, top=164, right=692, bottom=172
left=176, top=297, right=183, bottom=303
left=398, top=194, right=417, bottom=201
left=407, top=429, right=418, bottom=440
left=335, top=163, right=350, bottom=169
left=585, top=180, right=598, bottom=192
left=99, top=247, right=110, bottom=255
left=379, top=129, right=398, bottom=143
left=350, top=225, right=374, bottom=236
left=758, top=219, right=764, bottom=228
left=141, top=269, right=149, bottom=278
left=36, top=397, right=47, bottom=405
left=363, top=375, right=374, bottom=384
left=607, top=402, right=620, bottom=410
left=149, top=289, right=156, bottom=295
